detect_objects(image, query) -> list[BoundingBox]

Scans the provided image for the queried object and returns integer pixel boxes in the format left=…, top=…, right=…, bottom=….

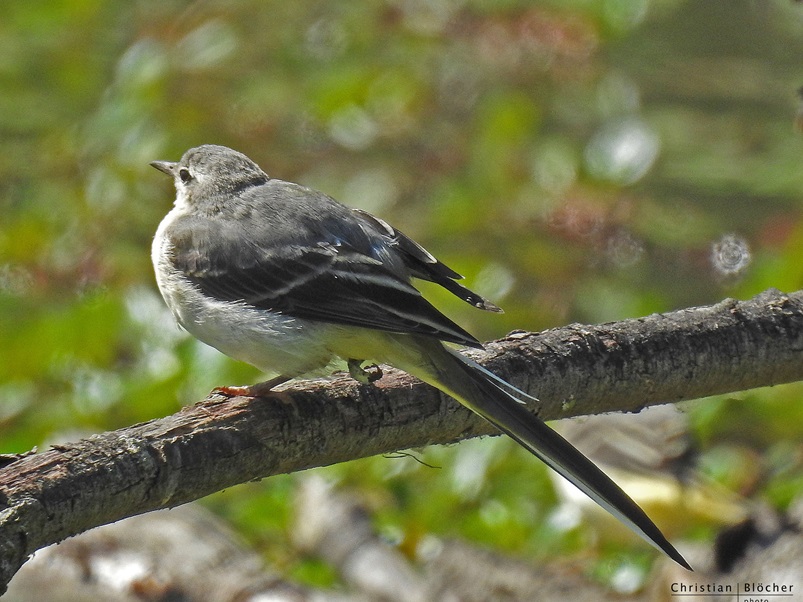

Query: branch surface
left=2, top=288, right=802, bottom=591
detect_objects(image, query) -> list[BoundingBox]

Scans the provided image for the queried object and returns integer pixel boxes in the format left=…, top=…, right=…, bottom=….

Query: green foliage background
left=2, top=0, right=803, bottom=586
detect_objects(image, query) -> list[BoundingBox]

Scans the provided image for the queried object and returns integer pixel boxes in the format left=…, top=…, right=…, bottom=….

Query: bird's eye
left=178, top=168, right=193, bottom=183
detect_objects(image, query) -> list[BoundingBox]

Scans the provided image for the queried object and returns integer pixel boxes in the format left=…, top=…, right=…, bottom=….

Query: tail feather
left=406, top=340, right=691, bottom=570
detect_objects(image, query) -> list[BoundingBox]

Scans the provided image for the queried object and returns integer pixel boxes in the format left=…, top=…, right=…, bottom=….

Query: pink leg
left=213, top=375, right=291, bottom=398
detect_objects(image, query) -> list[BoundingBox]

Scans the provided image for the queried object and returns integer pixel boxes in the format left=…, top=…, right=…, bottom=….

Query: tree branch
left=2, top=288, right=803, bottom=591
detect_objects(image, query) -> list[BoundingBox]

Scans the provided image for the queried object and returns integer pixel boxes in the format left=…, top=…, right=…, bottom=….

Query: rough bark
left=1, top=288, right=802, bottom=592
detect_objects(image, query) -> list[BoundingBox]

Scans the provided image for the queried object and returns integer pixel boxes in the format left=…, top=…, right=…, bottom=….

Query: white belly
left=151, top=208, right=336, bottom=377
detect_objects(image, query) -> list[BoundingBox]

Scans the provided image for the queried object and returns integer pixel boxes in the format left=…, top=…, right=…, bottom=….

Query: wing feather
left=165, top=201, right=487, bottom=347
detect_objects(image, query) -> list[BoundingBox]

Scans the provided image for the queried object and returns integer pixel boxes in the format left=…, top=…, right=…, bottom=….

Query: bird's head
left=151, top=144, right=269, bottom=210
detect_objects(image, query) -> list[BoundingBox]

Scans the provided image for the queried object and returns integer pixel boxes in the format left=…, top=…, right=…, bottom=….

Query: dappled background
left=2, top=0, right=803, bottom=594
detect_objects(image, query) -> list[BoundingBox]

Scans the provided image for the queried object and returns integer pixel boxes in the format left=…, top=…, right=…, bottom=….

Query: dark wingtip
left=477, top=299, right=504, bottom=313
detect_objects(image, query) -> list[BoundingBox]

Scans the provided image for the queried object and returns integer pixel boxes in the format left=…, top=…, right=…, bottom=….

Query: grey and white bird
left=150, top=144, right=691, bottom=570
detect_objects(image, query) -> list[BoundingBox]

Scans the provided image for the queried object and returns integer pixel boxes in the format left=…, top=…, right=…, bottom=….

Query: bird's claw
left=348, top=359, right=383, bottom=384
left=212, top=384, right=255, bottom=397
left=212, top=375, right=291, bottom=398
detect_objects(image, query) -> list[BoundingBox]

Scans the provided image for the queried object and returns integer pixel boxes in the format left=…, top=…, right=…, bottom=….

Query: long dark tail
left=403, top=338, right=691, bottom=570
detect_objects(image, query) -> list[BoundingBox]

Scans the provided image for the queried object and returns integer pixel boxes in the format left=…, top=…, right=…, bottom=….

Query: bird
left=150, top=144, right=691, bottom=570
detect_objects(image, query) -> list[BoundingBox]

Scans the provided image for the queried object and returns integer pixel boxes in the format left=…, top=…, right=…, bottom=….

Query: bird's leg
left=347, top=359, right=383, bottom=384
left=213, top=375, right=291, bottom=398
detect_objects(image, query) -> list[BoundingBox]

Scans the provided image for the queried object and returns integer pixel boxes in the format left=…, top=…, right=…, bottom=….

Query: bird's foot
left=347, top=359, right=383, bottom=384
left=212, top=375, right=291, bottom=398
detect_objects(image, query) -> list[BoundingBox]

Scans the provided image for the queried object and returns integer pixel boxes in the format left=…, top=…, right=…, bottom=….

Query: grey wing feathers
left=165, top=198, right=497, bottom=347
left=353, top=209, right=503, bottom=313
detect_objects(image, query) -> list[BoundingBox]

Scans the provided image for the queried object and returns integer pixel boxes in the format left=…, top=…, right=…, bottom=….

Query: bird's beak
left=150, top=160, right=177, bottom=176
